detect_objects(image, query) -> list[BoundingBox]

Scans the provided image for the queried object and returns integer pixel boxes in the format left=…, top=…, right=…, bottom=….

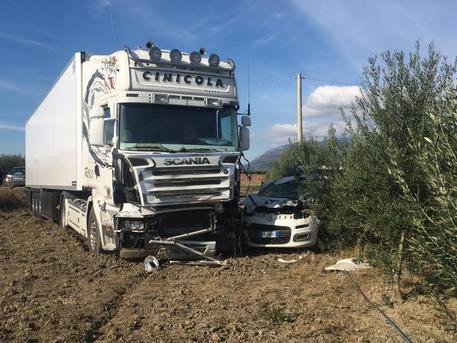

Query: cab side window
left=103, top=107, right=115, bottom=146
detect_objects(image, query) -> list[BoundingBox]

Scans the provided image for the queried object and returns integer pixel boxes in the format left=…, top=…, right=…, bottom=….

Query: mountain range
left=248, top=145, right=287, bottom=172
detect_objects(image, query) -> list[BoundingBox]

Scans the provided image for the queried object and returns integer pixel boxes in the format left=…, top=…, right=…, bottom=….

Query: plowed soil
left=0, top=204, right=455, bottom=341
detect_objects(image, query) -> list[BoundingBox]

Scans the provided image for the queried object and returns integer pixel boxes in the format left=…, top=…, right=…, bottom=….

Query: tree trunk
left=396, top=230, right=406, bottom=302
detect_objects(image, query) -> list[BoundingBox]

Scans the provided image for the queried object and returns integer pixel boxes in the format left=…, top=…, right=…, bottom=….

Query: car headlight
left=123, top=220, right=145, bottom=232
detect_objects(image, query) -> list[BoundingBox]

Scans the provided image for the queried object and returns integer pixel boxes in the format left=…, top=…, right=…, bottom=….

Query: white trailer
left=26, top=43, right=250, bottom=260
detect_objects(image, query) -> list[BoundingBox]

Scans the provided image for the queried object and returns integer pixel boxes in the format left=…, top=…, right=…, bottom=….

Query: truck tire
left=87, top=207, right=102, bottom=254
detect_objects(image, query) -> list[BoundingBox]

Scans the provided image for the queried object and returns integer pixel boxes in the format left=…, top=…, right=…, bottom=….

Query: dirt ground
left=0, top=206, right=456, bottom=342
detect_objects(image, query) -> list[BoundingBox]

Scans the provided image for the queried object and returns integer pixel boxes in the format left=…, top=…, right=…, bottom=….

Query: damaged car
left=243, top=175, right=320, bottom=248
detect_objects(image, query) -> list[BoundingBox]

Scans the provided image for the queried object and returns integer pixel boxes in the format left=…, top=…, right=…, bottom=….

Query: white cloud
left=253, top=33, right=276, bottom=46
left=270, top=123, right=297, bottom=146
left=94, top=0, right=112, bottom=11
left=305, top=86, right=360, bottom=114
left=260, top=85, right=358, bottom=148
left=0, top=32, right=51, bottom=49
left=98, top=0, right=112, bottom=7
left=0, top=79, right=25, bottom=93
left=0, top=122, right=24, bottom=131
left=290, top=0, right=457, bottom=68
left=303, top=85, right=360, bottom=117
left=268, top=118, right=346, bottom=148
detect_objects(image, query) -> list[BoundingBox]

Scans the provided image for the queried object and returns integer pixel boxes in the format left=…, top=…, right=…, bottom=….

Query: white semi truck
left=26, top=42, right=250, bottom=260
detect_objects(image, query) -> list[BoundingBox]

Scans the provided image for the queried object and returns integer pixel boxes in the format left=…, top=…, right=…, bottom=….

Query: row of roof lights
left=147, top=44, right=221, bottom=67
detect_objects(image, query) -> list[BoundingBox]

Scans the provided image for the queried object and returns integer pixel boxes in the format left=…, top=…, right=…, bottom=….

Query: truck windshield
left=119, top=104, right=238, bottom=152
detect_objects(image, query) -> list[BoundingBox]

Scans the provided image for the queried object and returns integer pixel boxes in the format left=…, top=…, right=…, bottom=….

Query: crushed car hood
left=244, top=195, right=304, bottom=215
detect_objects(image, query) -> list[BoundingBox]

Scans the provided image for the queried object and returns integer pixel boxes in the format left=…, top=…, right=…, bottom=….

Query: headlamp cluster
left=147, top=42, right=223, bottom=68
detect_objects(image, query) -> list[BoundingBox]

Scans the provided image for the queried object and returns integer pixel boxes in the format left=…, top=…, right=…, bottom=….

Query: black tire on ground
left=87, top=207, right=102, bottom=254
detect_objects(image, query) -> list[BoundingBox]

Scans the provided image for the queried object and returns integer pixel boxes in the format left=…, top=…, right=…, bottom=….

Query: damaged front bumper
left=244, top=213, right=319, bottom=248
left=114, top=203, right=240, bottom=260
left=242, top=195, right=320, bottom=248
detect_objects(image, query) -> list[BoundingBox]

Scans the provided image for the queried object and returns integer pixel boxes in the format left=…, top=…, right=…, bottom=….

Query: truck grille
left=137, top=166, right=232, bottom=206
left=147, top=209, right=212, bottom=237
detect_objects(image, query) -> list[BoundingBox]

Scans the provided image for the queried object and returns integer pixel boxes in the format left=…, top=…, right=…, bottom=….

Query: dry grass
left=0, top=187, right=27, bottom=211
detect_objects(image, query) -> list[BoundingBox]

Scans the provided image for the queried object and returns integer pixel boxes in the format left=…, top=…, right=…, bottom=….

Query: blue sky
left=1, top=0, right=457, bottom=159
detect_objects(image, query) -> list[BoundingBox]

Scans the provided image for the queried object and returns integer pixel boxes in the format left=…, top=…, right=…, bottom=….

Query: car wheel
left=87, top=207, right=102, bottom=254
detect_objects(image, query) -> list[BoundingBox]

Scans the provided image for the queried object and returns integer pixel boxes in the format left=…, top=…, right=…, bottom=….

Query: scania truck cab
left=26, top=42, right=250, bottom=259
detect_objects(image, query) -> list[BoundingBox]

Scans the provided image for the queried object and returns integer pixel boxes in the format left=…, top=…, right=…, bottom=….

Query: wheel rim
left=89, top=217, right=97, bottom=251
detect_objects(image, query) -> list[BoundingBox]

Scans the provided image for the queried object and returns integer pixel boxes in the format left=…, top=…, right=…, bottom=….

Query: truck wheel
left=87, top=207, right=102, bottom=254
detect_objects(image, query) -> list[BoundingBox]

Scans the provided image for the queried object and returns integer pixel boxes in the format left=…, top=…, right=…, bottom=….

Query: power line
left=251, top=76, right=295, bottom=86
left=251, top=74, right=356, bottom=87
left=301, top=75, right=356, bottom=86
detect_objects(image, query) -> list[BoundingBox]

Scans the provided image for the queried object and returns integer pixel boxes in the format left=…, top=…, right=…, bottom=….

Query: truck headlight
left=123, top=220, right=145, bottom=232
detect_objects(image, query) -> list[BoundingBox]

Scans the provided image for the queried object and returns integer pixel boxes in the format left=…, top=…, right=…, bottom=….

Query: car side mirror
left=240, top=126, right=250, bottom=151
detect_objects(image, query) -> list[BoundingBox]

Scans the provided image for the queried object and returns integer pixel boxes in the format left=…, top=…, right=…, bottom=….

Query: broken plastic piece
left=277, top=253, right=308, bottom=264
left=144, top=255, right=160, bottom=273
left=324, top=258, right=370, bottom=272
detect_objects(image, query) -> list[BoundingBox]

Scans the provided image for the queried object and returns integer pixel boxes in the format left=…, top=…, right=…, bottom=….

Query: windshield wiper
left=178, top=147, right=218, bottom=152
left=127, top=144, right=176, bottom=152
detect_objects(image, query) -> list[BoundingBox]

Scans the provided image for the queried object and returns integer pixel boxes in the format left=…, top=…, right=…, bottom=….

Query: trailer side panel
left=26, top=54, right=82, bottom=190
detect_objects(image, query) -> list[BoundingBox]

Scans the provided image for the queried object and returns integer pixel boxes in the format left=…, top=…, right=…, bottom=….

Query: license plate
left=259, top=231, right=280, bottom=238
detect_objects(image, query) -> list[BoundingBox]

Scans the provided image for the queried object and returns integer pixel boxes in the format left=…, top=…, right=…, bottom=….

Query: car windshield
left=119, top=104, right=238, bottom=152
left=257, top=178, right=300, bottom=199
left=9, top=167, right=25, bottom=175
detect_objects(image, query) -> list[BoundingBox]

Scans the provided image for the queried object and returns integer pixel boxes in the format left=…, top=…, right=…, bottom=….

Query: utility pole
left=297, top=73, right=303, bottom=143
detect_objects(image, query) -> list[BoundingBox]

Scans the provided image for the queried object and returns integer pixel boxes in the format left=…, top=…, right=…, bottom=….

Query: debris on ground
left=325, top=258, right=370, bottom=272
left=144, top=255, right=161, bottom=273
left=1, top=208, right=455, bottom=342
left=277, top=253, right=308, bottom=264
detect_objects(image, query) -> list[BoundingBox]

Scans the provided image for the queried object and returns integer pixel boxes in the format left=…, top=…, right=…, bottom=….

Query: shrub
left=0, top=154, right=25, bottom=186
left=0, top=188, right=26, bottom=211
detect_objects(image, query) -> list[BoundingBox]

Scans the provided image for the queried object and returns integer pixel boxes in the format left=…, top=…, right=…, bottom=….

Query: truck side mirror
left=89, top=106, right=104, bottom=146
left=240, top=126, right=250, bottom=151
left=241, top=115, right=251, bottom=127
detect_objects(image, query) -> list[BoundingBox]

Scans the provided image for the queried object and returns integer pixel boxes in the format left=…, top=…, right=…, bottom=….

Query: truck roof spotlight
left=170, top=49, right=182, bottom=63
left=149, top=46, right=162, bottom=61
left=208, top=54, right=220, bottom=67
left=189, top=51, right=202, bottom=64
